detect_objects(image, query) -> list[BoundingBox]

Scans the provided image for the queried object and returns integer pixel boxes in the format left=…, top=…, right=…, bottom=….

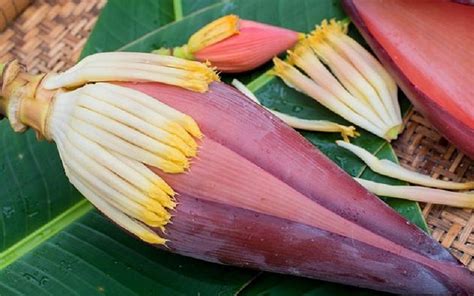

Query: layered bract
left=342, top=0, right=474, bottom=157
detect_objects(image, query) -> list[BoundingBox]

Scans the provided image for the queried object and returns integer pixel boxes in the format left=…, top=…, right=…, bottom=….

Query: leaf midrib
left=173, top=0, right=184, bottom=20
left=0, top=200, right=92, bottom=269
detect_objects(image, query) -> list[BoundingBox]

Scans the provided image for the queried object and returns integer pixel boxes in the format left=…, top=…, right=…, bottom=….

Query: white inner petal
left=47, top=82, right=201, bottom=244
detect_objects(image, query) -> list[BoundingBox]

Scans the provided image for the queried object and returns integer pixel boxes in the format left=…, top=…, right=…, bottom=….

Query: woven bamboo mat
left=0, top=0, right=472, bottom=272
left=393, top=109, right=474, bottom=271
left=0, top=0, right=106, bottom=72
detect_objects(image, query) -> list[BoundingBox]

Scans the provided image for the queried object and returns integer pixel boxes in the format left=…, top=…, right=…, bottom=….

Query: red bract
left=194, top=20, right=300, bottom=73
left=154, top=15, right=301, bottom=73
left=123, top=81, right=474, bottom=294
left=343, top=0, right=474, bottom=158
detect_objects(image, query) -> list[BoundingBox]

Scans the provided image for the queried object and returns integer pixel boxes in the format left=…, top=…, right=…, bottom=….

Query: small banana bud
left=154, top=15, right=302, bottom=73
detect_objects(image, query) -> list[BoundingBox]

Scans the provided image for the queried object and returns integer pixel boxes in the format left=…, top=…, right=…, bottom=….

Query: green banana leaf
left=82, top=0, right=221, bottom=55
left=0, top=0, right=427, bottom=294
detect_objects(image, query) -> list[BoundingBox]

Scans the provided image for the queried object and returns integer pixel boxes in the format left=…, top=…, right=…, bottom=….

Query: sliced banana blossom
left=154, top=15, right=302, bottom=73
left=337, top=140, right=474, bottom=190
left=356, top=179, right=474, bottom=209
left=232, top=79, right=358, bottom=141
left=43, top=52, right=219, bottom=93
left=273, top=19, right=403, bottom=141
left=0, top=53, right=209, bottom=244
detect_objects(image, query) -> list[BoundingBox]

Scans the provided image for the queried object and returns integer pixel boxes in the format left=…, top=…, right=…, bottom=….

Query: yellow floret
left=188, top=15, right=240, bottom=53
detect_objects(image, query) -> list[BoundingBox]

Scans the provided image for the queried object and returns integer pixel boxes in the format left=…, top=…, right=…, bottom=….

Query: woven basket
left=0, top=0, right=472, bottom=272
left=0, top=0, right=31, bottom=31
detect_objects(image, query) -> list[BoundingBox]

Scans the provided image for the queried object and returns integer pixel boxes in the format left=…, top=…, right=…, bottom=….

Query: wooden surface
left=0, top=0, right=472, bottom=272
